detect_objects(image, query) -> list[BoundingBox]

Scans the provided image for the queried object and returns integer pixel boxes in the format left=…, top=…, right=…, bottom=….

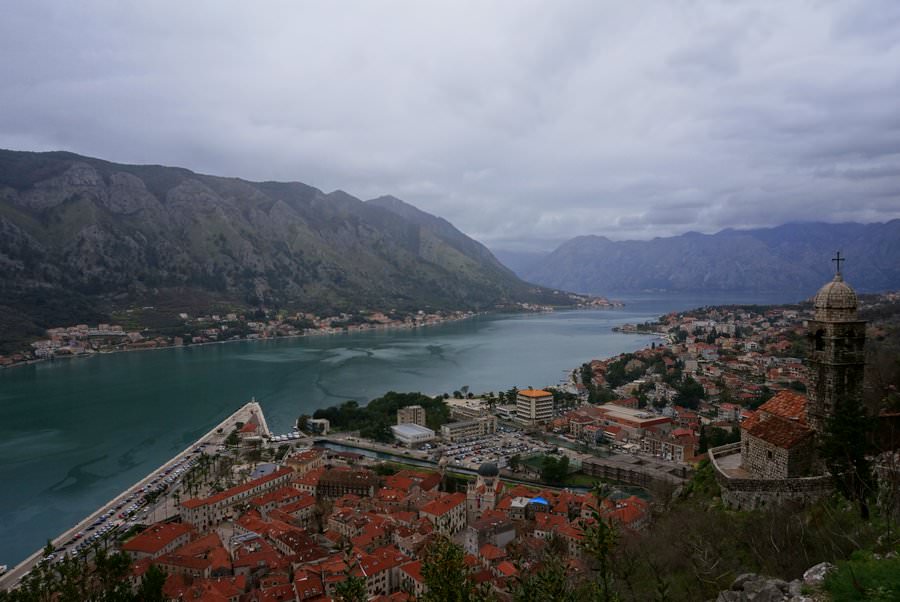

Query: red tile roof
left=744, top=414, right=814, bottom=450
left=741, top=390, right=812, bottom=449
left=420, top=492, right=465, bottom=517
left=121, top=522, right=193, bottom=555
left=182, top=467, right=292, bottom=509
left=400, top=560, right=424, bottom=583
left=293, top=570, right=325, bottom=600
left=758, top=390, right=808, bottom=423
left=479, top=543, right=506, bottom=561
left=495, top=560, right=518, bottom=577
left=251, top=485, right=302, bottom=508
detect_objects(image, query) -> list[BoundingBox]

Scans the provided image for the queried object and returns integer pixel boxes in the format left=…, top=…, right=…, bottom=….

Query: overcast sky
left=2, top=1, right=899, bottom=251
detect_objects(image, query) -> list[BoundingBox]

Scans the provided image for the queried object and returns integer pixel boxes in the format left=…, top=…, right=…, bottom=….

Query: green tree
left=540, top=455, right=570, bottom=483
left=581, top=486, right=621, bottom=602
left=296, top=413, right=310, bottom=432
left=420, top=536, right=487, bottom=602
left=333, top=575, right=367, bottom=602
left=675, top=376, right=705, bottom=410
left=512, top=554, right=578, bottom=602
left=508, top=454, right=521, bottom=472
left=2, top=547, right=136, bottom=602
left=224, top=429, right=240, bottom=447
left=135, top=564, right=166, bottom=602
left=820, top=395, right=876, bottom=520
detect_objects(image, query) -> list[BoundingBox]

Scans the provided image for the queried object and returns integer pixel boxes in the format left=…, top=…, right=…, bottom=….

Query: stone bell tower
left=805, top=252, right=866, bottom=434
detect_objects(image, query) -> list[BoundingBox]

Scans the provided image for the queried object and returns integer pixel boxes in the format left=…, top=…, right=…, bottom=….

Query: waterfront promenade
left=0, top=400, right=266, bottom=591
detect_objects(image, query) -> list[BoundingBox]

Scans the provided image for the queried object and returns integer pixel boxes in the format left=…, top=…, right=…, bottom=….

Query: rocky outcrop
left=712, top=563, right=836, bottom=602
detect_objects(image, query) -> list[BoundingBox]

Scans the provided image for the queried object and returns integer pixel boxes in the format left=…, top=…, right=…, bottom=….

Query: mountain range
left=0, top=149, right=568, bottom=348
left=509, top=221, right=900, bottom=296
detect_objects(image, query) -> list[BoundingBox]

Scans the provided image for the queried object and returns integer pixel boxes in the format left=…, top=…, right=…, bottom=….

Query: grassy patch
left=824, top=552, right=900, bottom=601
left=374, top=461, right=438, bottom=475
left=562, top=472, right=601, bottom=487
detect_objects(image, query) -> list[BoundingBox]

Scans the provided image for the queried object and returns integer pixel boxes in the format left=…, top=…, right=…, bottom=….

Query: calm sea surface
left=0, top=291, right=799, bottom=564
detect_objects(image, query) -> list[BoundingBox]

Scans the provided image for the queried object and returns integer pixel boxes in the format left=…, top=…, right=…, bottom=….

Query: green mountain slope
left=0, top=149, right=562, bottom=340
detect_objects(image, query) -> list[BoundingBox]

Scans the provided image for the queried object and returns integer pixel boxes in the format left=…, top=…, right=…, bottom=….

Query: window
left=814, top=330, right=825, bottom=351
left=767, top=450, right=773, bottom=460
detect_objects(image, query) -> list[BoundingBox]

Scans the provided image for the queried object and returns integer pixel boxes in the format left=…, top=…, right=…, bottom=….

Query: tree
left=674, top=376, right=705, bottom=410
left=420, top=536, right=487, bottom=602
left=2, top=547, right=136, bottom=602
left=820, top=394, right=876, bottom=520
left=540, top=455, right=570, bottom=483
left=509, top=454, right=521, bottom=472
left=512, top=554, right=579, bottom=602
left=224, top=429, right=240, bottom=447
left=296, top=414, right=310, bottom=432
left=136, top=564, right=166, bottom=602
left=581, top=487, right=621, bottom=602
left=333, top=575, right=367, bottom=602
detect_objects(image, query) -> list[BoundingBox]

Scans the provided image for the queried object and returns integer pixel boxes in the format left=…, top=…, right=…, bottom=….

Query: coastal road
left=0, top=401, right=264, bottom=591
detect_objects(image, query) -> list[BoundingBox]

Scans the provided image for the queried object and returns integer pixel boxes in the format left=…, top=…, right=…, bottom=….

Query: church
left=710, top=254, right=866, bottom=509
left=466, top=462, right=503, bottom=523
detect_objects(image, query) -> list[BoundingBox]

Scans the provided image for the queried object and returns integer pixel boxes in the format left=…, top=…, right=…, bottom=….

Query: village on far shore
left=0, top=295, right=618, bottom=368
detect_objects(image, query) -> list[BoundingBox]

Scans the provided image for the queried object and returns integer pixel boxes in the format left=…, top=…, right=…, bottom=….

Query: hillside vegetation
left=0, top=149, right=570, bottom=349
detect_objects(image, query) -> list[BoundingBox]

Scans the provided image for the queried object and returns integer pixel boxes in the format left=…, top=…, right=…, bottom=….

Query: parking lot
left=435, top=427, right=556, bottom=470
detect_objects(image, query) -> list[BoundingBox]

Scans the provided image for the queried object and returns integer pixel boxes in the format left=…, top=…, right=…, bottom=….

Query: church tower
left=467, top=462, right=501, bottom=523
left=805, top=252, right=867, bottom=433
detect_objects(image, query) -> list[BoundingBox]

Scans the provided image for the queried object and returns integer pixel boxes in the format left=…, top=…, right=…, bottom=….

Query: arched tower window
left=814, top=329, right=824, bottom=351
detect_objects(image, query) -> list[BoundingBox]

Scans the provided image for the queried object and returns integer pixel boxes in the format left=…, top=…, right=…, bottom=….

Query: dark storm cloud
left=1, top=1, right=898, bottom=252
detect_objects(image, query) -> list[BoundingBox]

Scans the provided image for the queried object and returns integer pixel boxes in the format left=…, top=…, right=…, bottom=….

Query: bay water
left=0, top=291, right=799, bottom=565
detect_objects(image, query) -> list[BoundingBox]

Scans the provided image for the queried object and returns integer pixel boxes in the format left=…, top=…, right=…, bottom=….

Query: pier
left=0, top=401, right=263, bottom=591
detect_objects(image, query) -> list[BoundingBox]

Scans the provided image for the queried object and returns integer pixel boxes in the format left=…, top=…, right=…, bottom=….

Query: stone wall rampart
left=708, top=444, right=832, bottom=510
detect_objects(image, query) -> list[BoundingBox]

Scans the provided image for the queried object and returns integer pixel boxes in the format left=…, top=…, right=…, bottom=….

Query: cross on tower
left=832, top=251, right=845, bottom=275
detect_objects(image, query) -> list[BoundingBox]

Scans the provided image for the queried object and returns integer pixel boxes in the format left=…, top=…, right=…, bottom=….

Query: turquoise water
left=0, top=291, right=799, bottom=565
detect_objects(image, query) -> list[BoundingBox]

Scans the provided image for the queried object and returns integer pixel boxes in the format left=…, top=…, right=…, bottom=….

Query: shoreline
left=0, top=302, right=622, bottom=371
left=0, top=401, right=265, bottom=590
left=0, top=310, right=483, bottom=370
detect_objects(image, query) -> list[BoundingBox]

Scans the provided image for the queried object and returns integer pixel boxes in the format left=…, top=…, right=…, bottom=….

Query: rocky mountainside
left=517, top=221, right=900, bottom=295
left=0, top=149, right=561, bottom=342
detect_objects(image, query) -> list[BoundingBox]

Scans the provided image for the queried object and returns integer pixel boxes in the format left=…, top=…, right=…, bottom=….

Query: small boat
left=0, top=564, right=7, bottom=575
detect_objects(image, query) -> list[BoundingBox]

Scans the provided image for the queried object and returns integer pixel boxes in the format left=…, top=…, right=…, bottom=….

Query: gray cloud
left=1, top=1, right=899, bottom=252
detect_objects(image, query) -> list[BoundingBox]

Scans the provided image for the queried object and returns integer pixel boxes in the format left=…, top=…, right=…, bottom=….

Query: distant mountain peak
left=518, top=221, right=900, bottom=295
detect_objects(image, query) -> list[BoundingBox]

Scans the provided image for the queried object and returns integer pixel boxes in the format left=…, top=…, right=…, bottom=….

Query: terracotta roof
left=479, top=543, right=506, bottom=561
left=293, top=570, right=324, bottom=601
left=420, top=492, right=465, bottom=517
left=278, top=493, right=316, bottom=514
left=518, top=388, right=552, bottom=398
left=121, top=522, right=193, bottom=554
left=745, top=414, right=814, bottom=450
left=182, top=467, right=292, bottom=509
left=758, top=390, right=808, bottom=423
left=400, top=560, right=424, bottom=583
left=496, top=560, right=518, bottom=577
left=251, top=486, right=302, bottom=508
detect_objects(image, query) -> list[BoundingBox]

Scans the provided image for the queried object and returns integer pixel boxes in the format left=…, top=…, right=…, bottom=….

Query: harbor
left=0, top=401, right=268, bottom=590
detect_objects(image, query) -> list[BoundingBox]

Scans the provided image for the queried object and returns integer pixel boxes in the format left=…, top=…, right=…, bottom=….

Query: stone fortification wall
left=709, top=443, right=832, bottom=510
left=581, top=454, right=692, bottom=489
left=741, top=432, right=815, bottom=479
